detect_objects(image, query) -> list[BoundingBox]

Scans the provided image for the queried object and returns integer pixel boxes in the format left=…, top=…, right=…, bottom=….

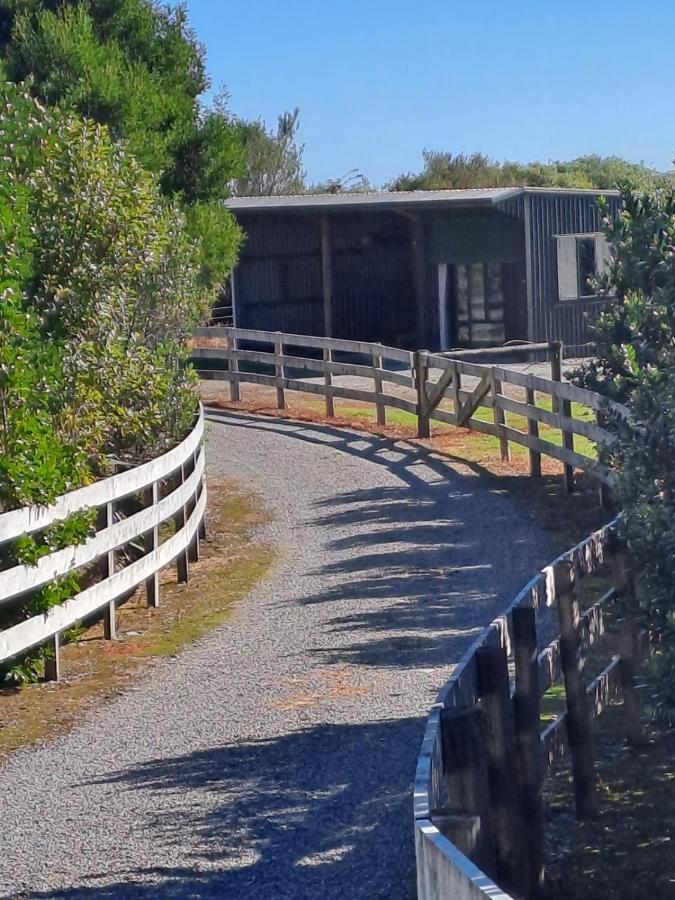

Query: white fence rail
left=0, top=410, right=206, bottom=679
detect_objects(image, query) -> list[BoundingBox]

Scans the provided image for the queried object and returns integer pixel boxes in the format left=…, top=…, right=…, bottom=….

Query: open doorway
left=439, top=261, right=511, bottom=349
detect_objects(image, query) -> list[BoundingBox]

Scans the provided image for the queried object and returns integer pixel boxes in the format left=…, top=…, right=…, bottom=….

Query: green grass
left=311, top=395, right=598, bottom=461
left=541, top=681, right=568, bottom=724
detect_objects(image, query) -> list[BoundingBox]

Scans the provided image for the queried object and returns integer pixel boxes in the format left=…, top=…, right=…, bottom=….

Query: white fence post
left=104, top=500, right=117, bottom=640
left=144, top=481, right=160, bottom=608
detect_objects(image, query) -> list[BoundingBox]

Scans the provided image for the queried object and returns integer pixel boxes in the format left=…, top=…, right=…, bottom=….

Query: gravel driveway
left=0, top=410, right=552, bottom=899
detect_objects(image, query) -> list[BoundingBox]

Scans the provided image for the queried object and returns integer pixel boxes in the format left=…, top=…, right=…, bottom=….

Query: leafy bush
left=0, top=81, right=211, bottom=680
left=575, top=186, right=675, bottom=719
left=6, top=81, right=211, bottom=466
left=0, top=0, right=243, bottom=285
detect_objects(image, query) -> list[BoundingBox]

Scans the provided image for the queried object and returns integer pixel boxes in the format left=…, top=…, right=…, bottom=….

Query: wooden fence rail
left=0, top=410, right=207, bottom=679
left=414, top=517, right=643, bottom=900
left=191, top=326, right=628, bottom=493
left=190, top=327, right=639, bottom=897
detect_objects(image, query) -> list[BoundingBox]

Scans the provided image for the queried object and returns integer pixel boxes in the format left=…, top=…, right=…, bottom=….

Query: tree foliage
left=0, top=0, right=243, bottom=286
left=232, top=106, right=306, bottom=196
left=574, top=186, right=675, bottom=718
left=0, top=82, right=211, bottom=680
left=389, top=150, right=669, bottom=192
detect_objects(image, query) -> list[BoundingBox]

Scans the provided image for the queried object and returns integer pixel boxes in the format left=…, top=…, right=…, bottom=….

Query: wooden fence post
left=324, top=347, right=334, bottom=418
left=274, top=333, right=285, bottom=409
left=555, top=559, right=597, bottom=819
left=372, top=346, right=386, bottom=426
left=618, top=618, right=644, bottom=747
left=525, top=385, right=541, bottom=478
left=513, top=606, right=544, bottom=895
left=491, top=374, right=510, bottom=462
left=414, top=351, right=430, bottom=438
left=476, top=645, right=527, bottom=896
left=596, top=410, right=611, bottom=508
left=187, top=452, right=200, bottom=565
left=441, top=705, right=496, bottom=876
left=43, top=631, right=61, bottom=682
left=227, top=332, right=240, bottom=402
left=452, top=364, right=462, bottom=418
left=104, top=500, right=117, bottom=641
left=550, top=344, right=574, bottom=493
left=174, top=464, right=189, bottom=584
left=550, top=341, right=563, bottom=385
left=560, top=396, right=575, bottom=494
left=144, top=481, right=160, bottom=608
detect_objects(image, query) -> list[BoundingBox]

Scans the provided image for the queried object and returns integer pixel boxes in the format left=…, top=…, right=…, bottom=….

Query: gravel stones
left=0, top=411, right=552, bottom=899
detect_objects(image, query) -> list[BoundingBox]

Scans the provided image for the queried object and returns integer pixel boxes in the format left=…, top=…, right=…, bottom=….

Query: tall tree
left=232, top=106, right=306, bottom=196
left=0, top=0, right=245, bottom=285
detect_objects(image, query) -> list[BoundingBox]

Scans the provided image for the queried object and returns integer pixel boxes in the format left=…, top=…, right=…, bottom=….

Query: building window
left=556, top=233, right=610, bottom=301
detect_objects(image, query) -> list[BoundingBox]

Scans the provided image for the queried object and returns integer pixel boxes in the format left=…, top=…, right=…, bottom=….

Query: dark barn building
left=226, top=188, right=621, bottom=355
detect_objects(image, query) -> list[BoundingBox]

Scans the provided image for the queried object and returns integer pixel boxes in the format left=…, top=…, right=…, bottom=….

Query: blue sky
left=186, top=1, right=674, bottom=187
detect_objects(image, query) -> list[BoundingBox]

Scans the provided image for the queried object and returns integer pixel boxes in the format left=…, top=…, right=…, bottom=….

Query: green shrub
left=0, top=82, right=211, bottom=680
left=575, top=186, right=675, bottom=720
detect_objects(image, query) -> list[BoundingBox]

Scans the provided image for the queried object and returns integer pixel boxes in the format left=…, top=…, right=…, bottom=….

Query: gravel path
left=0, top=411, right=553, bottom=900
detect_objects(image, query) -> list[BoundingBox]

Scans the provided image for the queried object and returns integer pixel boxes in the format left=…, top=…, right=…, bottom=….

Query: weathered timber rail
left=191, top=326, right=628, bottom=492
left=414, top=519, right=643, bottom=899
left=191, top=328, right=640, bottom=897
left=0, top=410, right=206, bottom=679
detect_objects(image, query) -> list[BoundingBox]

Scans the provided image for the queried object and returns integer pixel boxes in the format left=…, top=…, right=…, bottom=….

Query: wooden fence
left=413, top=519, right=643, bottom=900
left=191, top=326, right=628, bottom=493
left=191, top=327, right=639, bottom=897
left=0, top=410, right=207, bottom=680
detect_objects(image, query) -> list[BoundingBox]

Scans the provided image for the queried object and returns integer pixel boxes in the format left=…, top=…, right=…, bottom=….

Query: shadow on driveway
left=26, top=718, right=422, bottom=900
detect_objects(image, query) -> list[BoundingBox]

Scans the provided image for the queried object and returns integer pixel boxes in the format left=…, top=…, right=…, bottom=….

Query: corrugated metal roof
left=226, top=188, right=523, bottom=212
left=225, top=186, right=619, bottom=214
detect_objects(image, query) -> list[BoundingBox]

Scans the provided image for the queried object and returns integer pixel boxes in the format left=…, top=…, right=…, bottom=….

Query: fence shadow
left=22, top=718, right=422, bottom=900
left=206, top=408, right=554, bottom=671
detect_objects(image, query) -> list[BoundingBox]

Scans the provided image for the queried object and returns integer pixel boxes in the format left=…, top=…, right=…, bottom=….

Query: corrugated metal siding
left=234, top=210, right=416, bottom=346
left=330, top=212, right=415, bottom=344
left=523, top=193, right=622, bottom=354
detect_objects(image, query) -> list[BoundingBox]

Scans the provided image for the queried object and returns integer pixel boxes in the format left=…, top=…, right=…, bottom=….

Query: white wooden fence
left=0, top=409, right=206, bottom=679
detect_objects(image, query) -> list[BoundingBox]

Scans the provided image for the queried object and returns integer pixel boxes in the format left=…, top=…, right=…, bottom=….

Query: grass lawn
left=304, top=395, right=597, bottom=462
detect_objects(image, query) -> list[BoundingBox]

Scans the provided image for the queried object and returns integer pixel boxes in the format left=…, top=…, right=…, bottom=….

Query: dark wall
left=234, top=210, right=417, bottom=347
left=329, top=212, right=415, bottom=345
left=233, top=213, right=324, bottom=336
left=499, top=192, right=622, bottom=354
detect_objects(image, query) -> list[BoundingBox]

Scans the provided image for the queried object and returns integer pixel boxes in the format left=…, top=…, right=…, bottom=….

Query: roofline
left=225, top=188, right=523, bottom=214
left=520, top=187, right=620, bottom=196
left=225, top=186, right=620, bottom=215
